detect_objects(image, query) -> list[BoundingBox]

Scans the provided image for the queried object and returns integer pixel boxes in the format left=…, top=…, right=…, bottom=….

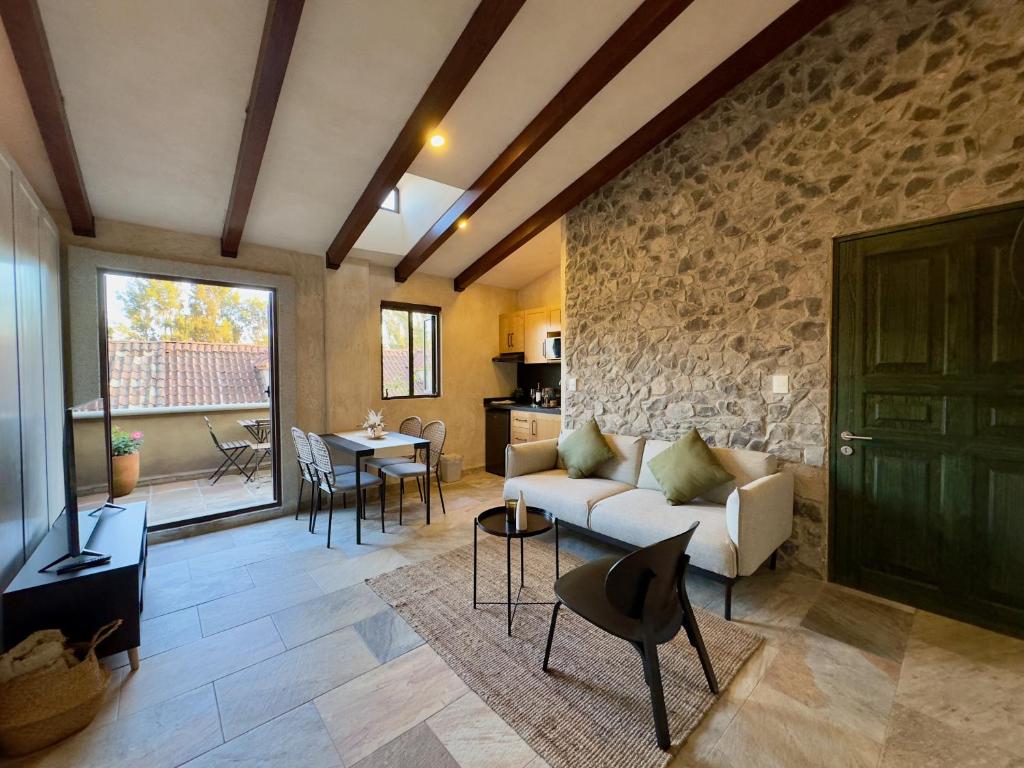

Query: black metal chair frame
left=205, top=416, right=258, bottom=484
left=307, top=433, right=383, bottom=548
left=542, top=522, right=719, bottom=751
left=553, top=518, right=778, bottom=621
left=381, top=420, right=447, bottom=524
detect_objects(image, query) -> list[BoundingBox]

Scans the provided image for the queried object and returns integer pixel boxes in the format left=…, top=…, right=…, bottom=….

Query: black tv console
left=2, top=502, right=147, bottom=669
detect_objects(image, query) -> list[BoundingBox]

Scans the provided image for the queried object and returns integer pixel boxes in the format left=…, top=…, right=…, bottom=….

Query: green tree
left=112, top=278, right=185, bottom=340
left=111, top=278, right=269, bottom=344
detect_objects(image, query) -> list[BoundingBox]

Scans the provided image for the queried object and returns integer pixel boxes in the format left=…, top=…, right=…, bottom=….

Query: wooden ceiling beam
left=454, top=0, right=851, bottom=291
left=221, top=0, right=305, bottom=257
left=394, top=0, right=693, bottom=283
left=325, top=0, right=524, bottom=269
left=1, top=0, right=94, bottom=235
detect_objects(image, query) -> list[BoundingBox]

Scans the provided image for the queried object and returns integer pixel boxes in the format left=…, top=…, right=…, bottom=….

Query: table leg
left=520, top=536, right=524, bottom=588
left=425, top=455, right=431, bottom=525
left=506, top=535, right=512, bottom=636
left=473, top=524, right=478, bottom=609
left=355, top=466, right=362, bottom=545
left=555, top=519, right=560, bottom=579
left=128, top=647, right=140, bottom=671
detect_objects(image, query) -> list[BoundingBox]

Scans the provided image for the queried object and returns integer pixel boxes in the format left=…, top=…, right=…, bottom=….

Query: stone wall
left=563, top=0, right=1024, bottom=576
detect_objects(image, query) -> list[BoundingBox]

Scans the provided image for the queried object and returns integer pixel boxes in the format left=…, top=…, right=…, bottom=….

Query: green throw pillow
left=647, top=430, right=734, bottom=505
left=558, top=418, right=614, bottom=479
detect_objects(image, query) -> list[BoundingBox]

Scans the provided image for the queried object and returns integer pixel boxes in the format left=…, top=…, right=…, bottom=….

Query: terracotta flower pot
left=111, top=452, right=140, bottom=498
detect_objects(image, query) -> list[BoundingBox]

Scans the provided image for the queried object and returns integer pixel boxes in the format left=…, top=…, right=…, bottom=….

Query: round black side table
left=473, top=505, right=559, bottom=636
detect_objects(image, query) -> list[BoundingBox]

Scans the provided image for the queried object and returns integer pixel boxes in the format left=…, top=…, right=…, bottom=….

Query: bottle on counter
left=535, top=382, right=542, bottom=405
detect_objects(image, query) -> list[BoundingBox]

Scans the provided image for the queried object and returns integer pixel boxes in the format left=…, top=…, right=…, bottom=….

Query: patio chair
left=380, top=419, right=446, bottom=524
left=307, top=432, right=384, bottom=547
left=205, top=416, right=257, bottom=484
left=542, top=522, right=718, bottom=750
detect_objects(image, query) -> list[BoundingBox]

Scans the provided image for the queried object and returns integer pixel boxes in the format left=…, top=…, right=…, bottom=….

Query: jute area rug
left=368, top=535, right=762, bottom=768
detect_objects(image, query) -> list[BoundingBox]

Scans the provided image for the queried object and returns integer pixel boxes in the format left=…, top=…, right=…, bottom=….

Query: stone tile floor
left=6, top=471, right=1023, bottom=767
left=113, top=470, right=275, bottom=527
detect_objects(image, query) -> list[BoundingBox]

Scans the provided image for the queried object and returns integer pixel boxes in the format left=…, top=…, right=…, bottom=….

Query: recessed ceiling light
left=457, top=219, right=468, bottom=230
left=429, top=133, right=446, bottom=148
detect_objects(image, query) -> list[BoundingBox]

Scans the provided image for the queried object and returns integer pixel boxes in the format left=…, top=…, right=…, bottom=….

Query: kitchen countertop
left=483, top=398, right=561, bottom=415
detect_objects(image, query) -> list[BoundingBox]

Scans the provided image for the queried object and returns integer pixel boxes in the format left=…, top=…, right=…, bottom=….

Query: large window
left=381, top=302, right=440, bottom=399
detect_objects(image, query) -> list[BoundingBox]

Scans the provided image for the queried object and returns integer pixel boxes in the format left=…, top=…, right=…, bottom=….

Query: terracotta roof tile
left=106, top=341, right=269, bottom=409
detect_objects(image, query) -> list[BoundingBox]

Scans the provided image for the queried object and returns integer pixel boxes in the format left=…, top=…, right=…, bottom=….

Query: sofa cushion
left=646, top=430, right=734, bottom=504
left=589, top=489, right=738, bottom=578
left=703, top=448, right=778, bottom=504
left=557, top=419, right=615, bottom=479
left=590, top=434, right=646, bottom=485
left=504, top=469, right=632, bottom=528
left=638, top=440, right=777, bottom=504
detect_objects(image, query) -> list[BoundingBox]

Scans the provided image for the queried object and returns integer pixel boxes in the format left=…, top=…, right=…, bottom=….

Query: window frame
left=380, top=187, right=400, bottom=213
left=380, top=300, right=441, bottom=400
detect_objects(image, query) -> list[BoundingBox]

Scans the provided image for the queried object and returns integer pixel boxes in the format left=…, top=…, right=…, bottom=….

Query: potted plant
left=362, top=409, right=385, bottom=439
left=110, top=426, right=144, bottom=497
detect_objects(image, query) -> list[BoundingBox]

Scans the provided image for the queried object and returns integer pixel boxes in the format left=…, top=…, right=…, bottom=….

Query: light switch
left=566, top=377, right=577, bottom=392
left=771, top=374, right=789, bottom=394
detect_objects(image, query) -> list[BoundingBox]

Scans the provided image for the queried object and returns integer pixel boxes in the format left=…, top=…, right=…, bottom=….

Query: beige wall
left=56, top=212, right=522, bottom=481
left=55, top=213, right=326, bottom=434
left=515, top=266, right=562, bottom=310
left=74, top=408, right=270, bottom=490
left=324, top=263, right=518, bottom=469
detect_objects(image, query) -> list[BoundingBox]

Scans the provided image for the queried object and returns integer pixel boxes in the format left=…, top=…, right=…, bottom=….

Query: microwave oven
left=543, top=336, right=561, bottom=360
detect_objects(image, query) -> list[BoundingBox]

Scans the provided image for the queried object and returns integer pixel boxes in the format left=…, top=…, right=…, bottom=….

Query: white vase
left=515, top=491, right=527, bottom=531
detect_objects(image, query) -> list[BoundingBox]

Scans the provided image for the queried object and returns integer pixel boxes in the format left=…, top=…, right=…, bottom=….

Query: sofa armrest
left=725, top=472, right=794, bottom=577
left=505, top=439, right=558, bottom=480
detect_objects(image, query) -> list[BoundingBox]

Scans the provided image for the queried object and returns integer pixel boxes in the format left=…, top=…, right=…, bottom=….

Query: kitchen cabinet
left=549, top=308, right=561, bottom=332
left=524, top=308, right=549, bottom=363
left=511, top=410, right=561, bottom=443
left=498, top=311, right=524, bottom=354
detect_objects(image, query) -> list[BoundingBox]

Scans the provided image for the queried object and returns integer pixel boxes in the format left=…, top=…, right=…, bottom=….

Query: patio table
left=323, top=430, right=431, bottom=544
left=238, top=418, right=271, bottom=443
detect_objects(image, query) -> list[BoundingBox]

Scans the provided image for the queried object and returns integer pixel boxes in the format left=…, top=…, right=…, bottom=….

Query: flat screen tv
left=40, top=402, right=112, bottom=574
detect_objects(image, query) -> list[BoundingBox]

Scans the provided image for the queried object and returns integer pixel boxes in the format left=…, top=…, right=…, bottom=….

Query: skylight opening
left=380, top=187, right=399, bottom=213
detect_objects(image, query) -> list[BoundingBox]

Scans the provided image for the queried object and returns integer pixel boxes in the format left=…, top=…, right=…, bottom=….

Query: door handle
left=840, top=430, right=872, bottom=441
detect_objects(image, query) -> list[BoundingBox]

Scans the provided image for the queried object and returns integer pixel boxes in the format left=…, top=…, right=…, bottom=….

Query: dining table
left=322, top=430, right=431, bottom=544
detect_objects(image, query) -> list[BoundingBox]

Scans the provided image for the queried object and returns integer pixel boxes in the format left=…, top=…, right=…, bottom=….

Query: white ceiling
left=0, top=0, right=797, bottom=289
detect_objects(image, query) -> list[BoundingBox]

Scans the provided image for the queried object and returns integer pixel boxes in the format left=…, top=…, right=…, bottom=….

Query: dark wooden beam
left=454, top=0, right=851, bottom=291
left=325, top=0, right=524, bottom=269
left=394, top=0, right=693, bottom=283
left=1, top=0, right=94, bottom=235
left=221, top=0, right=305, bottom=257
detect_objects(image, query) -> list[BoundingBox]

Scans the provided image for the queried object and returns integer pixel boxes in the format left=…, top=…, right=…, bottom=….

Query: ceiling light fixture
left=457, top=219, right=468, bottom=230
left=429, top=133, right=446, bottom=148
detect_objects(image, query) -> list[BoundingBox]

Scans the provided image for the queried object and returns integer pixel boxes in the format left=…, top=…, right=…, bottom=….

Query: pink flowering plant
left=111, top=426, right=145, bottom=456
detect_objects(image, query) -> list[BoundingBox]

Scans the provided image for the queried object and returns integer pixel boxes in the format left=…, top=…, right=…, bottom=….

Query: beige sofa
left=504, top=433, right=794, bottom=619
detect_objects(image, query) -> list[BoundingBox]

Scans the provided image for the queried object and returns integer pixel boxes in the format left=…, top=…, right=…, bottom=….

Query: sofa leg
left=769, top=549, right=778, bottom=571
left=724, top=579, right=734, bottom=621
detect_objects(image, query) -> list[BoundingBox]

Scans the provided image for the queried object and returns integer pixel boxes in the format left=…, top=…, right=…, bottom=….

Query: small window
left=381, top=302, right=440, bottom=399
left=380, top=187, right=399, bottom=213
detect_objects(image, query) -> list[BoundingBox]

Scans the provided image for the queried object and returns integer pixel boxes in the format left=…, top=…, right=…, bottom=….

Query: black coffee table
left=474, top=505, right=559, bottom=636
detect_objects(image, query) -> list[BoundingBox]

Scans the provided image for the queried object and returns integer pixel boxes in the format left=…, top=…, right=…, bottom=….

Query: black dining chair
left=380, top=419, right=446, bottom=523
left=542, top=522, right=718, bottom=750
left=307, top=432, right=384, bottom=547
left=364, top=416, right=422, bottom=497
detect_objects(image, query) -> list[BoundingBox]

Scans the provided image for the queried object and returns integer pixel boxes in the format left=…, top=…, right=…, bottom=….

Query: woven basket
left=0, top=620, right=121, bottom=757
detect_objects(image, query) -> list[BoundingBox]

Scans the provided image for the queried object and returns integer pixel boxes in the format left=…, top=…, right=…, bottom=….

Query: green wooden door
left=833, top=202, right=1024, bottom=635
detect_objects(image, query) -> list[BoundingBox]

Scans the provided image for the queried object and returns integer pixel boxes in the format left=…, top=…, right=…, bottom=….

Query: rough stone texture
left=563, top=0, right=1024, bottom=576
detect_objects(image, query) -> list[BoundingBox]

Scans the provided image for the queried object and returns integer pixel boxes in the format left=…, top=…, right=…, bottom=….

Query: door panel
left=974, top=461, right=1024, bottom=611
left=834, top=202, right=1024, bottom=636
